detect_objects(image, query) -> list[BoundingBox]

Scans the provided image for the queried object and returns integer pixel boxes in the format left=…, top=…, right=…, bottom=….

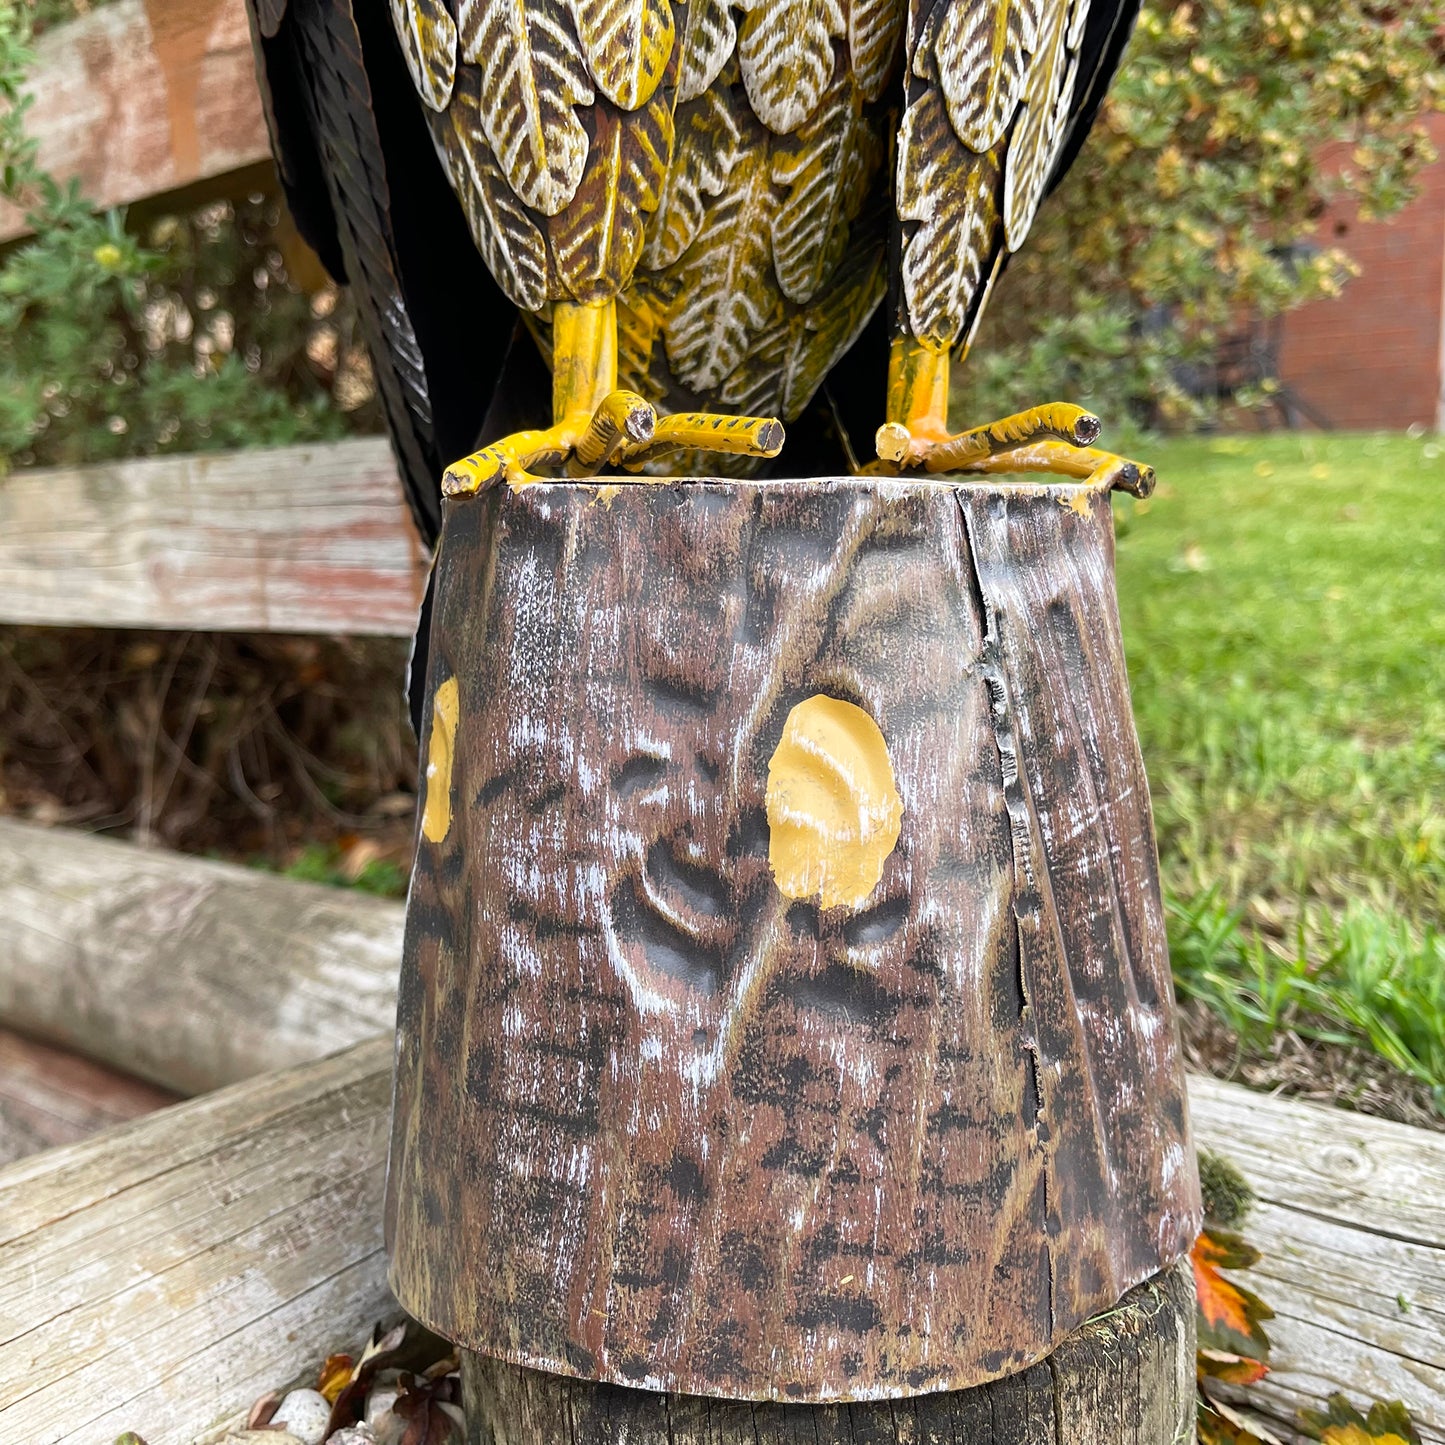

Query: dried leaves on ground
left=0, top=626, right=416, bottom=877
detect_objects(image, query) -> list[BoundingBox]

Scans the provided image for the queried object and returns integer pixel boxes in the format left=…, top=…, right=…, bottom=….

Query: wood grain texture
left=387, top=476, right=1200, bottom=1401
left=463, top=1257, right=1194, bottom=1442
left=0, top=1038, right=397, bottom=1445
left=0, top=819, right=403, bottom=1096
left=0, top=804, right=1437, bottom=1437
left=1191, top=1076, right=1445, bottom=1443
left=0, top=0, right=270, bottom=243
left=0, top=1026, right=178, bottom=1168
left=0, top=439, right=425, bottom=635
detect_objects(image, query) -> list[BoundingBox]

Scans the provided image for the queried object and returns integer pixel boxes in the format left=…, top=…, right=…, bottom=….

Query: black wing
left=244, top=0, right=520, bottom=548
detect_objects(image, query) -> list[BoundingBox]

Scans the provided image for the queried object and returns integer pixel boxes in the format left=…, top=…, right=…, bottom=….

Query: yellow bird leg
left=443, top=298, right=785, bottom=495
left=619, top=412, right=785, bottom=468
left=873, top=336, right=1144, bottom=491
left=957, top=439, right=1156, bottom=497
left=570, top=390, right=656, bottom=474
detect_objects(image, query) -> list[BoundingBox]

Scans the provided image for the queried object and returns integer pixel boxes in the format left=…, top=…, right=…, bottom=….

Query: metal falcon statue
left=246, top=0, right=1145, bottom=532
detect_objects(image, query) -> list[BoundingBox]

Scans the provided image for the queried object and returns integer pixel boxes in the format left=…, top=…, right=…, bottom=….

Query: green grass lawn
left=1114, top=432, right=1445, bottom=1106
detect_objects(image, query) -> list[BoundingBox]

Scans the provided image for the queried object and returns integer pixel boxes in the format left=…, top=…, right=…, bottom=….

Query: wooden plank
left=0, top=1026, right=178, bottom=1167
left=0, top=819, right=403, bottom=1097
left=0, top=819, right=1440, bottom=1433
left=0, top=438, right=425, bottom=635
left=0, top=0, right=270, bottom=243
left=1191, top=1074, right=1445, bottom=1443
left=0, top=1037, right=396, bottom=1445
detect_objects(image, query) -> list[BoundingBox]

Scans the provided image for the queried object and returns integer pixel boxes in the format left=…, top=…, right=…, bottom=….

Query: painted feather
left=676, top=0, right=738, bottom=103
left=918, top=0, right=1044, bottom=151
left=734, top=0, right=847, bottom=133
left=720, top=217, right=885, bottom=416
left=664, top=146, right=781, bottom=391
left=569, top=0, right=676, bottom=109
left=436, top=77, right=551, bottom=310
left=455, top=0, right=594, bottom=216
left=896, top=88, right=1000, bottom=348
left=389, top=0, right=458, bottom=112
left=643, top=87, right=745, bottom=270
left=549, top=97, right=674, bottom=302
left=1004, top=0, right=1085, bottom=248
left=846, top=0, right=903, bottom=101
left=770, top=71, right=876, bottom=304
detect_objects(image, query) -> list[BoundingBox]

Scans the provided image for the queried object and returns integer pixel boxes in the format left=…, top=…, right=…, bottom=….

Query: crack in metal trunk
left=955, top=491, right=1056, bottom=1335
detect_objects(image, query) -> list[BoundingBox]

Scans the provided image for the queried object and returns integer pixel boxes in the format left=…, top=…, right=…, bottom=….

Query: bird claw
left=619, top=411, right=785, bottom=470
left=442, top=399, right=785, bottom=496
left=875, top=402, right=1152, bottom=497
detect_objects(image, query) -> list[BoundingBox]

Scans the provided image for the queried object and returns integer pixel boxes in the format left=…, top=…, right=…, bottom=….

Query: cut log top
left=390, top=476, right=1200, bottom=1401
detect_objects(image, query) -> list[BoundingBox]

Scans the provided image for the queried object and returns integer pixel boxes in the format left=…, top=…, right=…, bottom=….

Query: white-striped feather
left=716, top=222, right=884, bottom=418
left=770, top=74, right=873, bottom=304
left=735, top=0, right=846, bottom=134
left=847, top=0, right=903, bottom=101
left=676, top=0, right=738, bottom=103
left=663, top=148, right=780, bottom=390
left=390, top=0, right=458, bottom=112
left=1003, top=0, right=1086, bottom=250
left=642, top=89, right=745, bottom=270
left=549, top=97, right=674, bottom=299
left=569, top=0, right=676, bottom=109
left=434, top=91, right=550, bottom=310
left=455, top=0, right=593, bottom=215
left=919, top=0, right=1043, bottom=152
left=896, top=88, right=999, bottom=347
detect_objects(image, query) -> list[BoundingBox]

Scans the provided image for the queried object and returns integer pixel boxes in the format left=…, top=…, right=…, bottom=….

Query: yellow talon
left=875, top=336, right=1151, bottom=496
left=441, top=300, right=784, bottom=496
left=621, top=411, right=785, bottom=468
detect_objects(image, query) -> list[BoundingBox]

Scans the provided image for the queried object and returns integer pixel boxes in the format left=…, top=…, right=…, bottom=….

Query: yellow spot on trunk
left=421, top=676, right=460, bottom=844
left=766, top=695, right=902, bottom=911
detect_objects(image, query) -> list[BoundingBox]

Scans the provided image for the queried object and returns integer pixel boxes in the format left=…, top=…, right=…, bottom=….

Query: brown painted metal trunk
left=386, top=476, right=1201, bottom=1404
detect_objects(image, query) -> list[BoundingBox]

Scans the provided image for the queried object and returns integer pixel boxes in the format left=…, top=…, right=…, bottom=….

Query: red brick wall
left=1276, top=112, right=1445, bottom=432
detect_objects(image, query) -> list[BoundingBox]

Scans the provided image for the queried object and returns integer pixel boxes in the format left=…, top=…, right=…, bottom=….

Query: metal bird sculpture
left=246, top=0, right=1146, bottom=537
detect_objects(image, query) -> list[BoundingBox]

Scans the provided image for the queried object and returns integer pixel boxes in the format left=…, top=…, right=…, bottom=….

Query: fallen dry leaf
left=1198, top=1346, right=1269, bottom=1386
left=1300, top=1393, right=1422, bottom=1445
left=1192, top=1226, right=1274, bottom=1356
left=318, top=1352, right=356, bottom=1403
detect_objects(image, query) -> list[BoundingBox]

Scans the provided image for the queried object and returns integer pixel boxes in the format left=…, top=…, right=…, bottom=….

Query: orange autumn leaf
left=1198, top=1347, right=1269, bottom=1386
left=318, top=1352, right=356, bottom=1404
left=1192, top=1226, right=1273, bottom=1356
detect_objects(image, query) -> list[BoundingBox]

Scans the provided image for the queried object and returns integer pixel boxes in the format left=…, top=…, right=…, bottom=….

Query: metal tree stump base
left=461, top=1258, right=1196, bottom=1443
left=389, top=474, right=1201, bottom=1419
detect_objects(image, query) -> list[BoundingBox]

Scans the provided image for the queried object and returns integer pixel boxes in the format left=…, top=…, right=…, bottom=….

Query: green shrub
left=960, top=1, right=1445, bottom=428
left=0, top=0, right=378, bottom=470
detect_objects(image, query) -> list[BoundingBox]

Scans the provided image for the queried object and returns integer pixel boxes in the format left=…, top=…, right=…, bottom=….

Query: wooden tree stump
left=388, top=476, right=1201, bottom=1407
left=461, top=1257, right=1196, bottom=1443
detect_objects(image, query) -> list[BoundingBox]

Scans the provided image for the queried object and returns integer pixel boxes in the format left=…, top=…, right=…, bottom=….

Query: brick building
left=1276, top=113, right=1445, bottom=432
